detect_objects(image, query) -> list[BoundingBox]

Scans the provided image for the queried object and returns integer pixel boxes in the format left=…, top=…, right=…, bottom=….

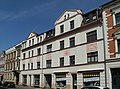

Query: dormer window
left=40, top=36, right=42, bottom=42
left=64, top=15, right=66, bottom=20
left=70, top=20, right=74, bottom=30
left=60, top=25, right=64, bottom=33
left=32, top=39, right=34, bottom=45
left=67, top=14, right=70, bottom=19
left=37, top=37, right=39, bottom=43
left=29, top=40, right=31, bottom=46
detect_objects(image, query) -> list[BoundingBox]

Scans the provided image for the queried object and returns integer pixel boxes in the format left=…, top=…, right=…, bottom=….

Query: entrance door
left=111, top=68, right=120, bottom=89
left=72, top=74, right=77, bottom=89
left=29, top=75, right=31, bottom=86
left=45, top=74, right=52, bottom=88
left=16, top=73, right=19, bottom=85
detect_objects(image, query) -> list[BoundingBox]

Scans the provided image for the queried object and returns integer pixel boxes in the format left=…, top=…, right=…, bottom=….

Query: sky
left=0, top=0, right=110, bottom=52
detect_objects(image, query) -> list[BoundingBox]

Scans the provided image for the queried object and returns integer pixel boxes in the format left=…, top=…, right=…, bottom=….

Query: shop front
left=34, top=75, right=40, bottom=87
left=56, top=74, right=66, bottom=89
left=83, top=72, right=100, bottom=86
left=111, top=68, right=120, bottom=89
left=23, top=75, right=27, bottom=86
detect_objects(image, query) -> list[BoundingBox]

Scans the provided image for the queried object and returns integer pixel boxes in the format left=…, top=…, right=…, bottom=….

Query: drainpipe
left=101, top=10, right=107, bottom=87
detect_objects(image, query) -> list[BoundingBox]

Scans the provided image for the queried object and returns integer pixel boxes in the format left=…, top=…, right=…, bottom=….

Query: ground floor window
left=34, top=75, right=40, bottom=86
left=83, top=72, right=100, bottom=86
left=23, top=75, right=27, bottom=85
left=56, top=74, right=66, bottom=88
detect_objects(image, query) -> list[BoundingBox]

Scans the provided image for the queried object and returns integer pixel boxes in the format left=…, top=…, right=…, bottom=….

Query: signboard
left=84, top=77, right=100, bottom=82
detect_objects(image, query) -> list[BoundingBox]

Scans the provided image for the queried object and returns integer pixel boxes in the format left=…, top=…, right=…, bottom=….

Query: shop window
left=34, top=75, right=40, bottom=86
left=37, top=62, right=40, bottom=69
left=70, top=20, right=74, bottom=29
left=70, top=55, right=75, bottom=65
left=87, top=51, right=98, bottom=63
left=47, top=44, right=52, bottom=53
left=23, top=75, right=27, bottom=85
left=60, top=40, right=64, bottom=50
left=46, top=60, right=51, bottom=68
left=115, top=12, right=120, bottom=25
left=87, top=30, right=97, bottom=43
left=117, top=39, right=120, bottom=53
left=83, top=72, right=100, bottom=86
left=60, top=57, right=64, bottom=67
left=56, top=74, right=66, bottom=88
left=60, top=25, right=64, bottom=33
left=70, top=37, right=75, bottom=47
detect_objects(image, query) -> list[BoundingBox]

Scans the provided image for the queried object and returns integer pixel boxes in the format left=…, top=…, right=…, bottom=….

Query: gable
left=27, top=32, right=38, bottom=39
left=55, top=10, right=82, bottom=25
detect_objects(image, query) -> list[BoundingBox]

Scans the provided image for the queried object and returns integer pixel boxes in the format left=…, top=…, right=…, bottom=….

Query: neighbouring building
left=102, top=0, right=120, bottom=89
left=4, top=42, right=22, bottom=85
left=0, top=51, right=5, bottom=81
left=19, top=9, right=106, bottom=89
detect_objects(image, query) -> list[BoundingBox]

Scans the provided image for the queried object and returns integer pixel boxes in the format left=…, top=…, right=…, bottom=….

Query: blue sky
left=0, top=0, right=110, bottom=52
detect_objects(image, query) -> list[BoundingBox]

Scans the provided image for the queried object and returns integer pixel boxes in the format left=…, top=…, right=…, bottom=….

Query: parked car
left=81, top=86, right=110, bottom=89
left=3, top=81, right=15, bottom=88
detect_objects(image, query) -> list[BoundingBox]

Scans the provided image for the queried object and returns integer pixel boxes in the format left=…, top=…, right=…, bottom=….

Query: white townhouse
left=102, top=0, right=120, bottom=89
left=20, top=9, right=106, bottom=89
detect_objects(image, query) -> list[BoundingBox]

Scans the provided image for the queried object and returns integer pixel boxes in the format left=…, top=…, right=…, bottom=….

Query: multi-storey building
left=102, top=0, right=120, bottom=89
left=4, top=42, right=22, bottom=85
left=0, top=51, right=5, bottom=81
left=19, top=9, right=106, bottom=89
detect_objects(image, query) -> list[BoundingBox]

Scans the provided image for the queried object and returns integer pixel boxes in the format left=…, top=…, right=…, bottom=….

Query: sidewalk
left=16, top=85, right=43, bottom=89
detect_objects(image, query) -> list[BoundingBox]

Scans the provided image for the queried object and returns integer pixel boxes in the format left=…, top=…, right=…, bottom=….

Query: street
left=0, top=85, right=42, bottom=89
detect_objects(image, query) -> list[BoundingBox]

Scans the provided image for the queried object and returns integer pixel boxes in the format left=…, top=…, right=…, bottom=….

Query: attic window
left=64, top=15, right=66, bottom=20
left=67, top=14, right=70, bottom=18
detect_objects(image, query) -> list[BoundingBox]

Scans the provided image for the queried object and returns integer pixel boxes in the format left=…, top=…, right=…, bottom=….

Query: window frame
left=60, top=40, right=64, bottom=50
left=70, top=20, right=74, bottom=29
left=46, top=60, right=51, bottom=68
left=70, top=55, right=75, bottom=65
left=87, top=30, right=97, bottom=43
left=87, top=51, right=98, bottom=63
left=70, top=37, right=75, bottom=47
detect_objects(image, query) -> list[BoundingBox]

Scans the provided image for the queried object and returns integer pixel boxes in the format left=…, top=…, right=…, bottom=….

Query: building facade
left=19, top=9, right=106, bottom=89
left=102, top=0, right=120, bottom=89
left=0, top=51, right=5, bottom=81
left=4, top=43, right=22, bottom=85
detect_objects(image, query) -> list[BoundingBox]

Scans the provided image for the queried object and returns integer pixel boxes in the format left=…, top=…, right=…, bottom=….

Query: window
left=17, top=49, right=20, bottom=57
left=70, top=55, right=75, bottom=65
left=117, top=39, right=120, bottom=53
left=70, top=37, right=75, bottom=47
left=23, top=53, right=26, bottom=59
left=60, top=25, right=64, bottom=33
left=87, top=51, right=98, bottom=63
left=115, top=12, right=120, bottom=25
left=46, top=60, right=51, bottom=68
left=23, top=64, right=25, bottom=70
left=31, top=63, right=33, bottom=69
left=37, top=48, right=41, bottom=55
left=37, top=37, right=39, bottom=43
left=32, top=50, right=34, bottom=57
left=37, top=62, right=40, bottom=69
left=60, top=40, right=64, bottom=50
left=29, top=40, right=31, bottom=46
left=87, top=30, right=97, bottom=43
left=60, top=57, right=64, bottom=67
left=28, top=51, right=30, bottom=58
left=32, top=39, right=34, bottom=45
left=28, top=63, right=30, bottom=70
left=70, top=20, right=74, bottom=29
left=47, top=44, right=52, bottom=53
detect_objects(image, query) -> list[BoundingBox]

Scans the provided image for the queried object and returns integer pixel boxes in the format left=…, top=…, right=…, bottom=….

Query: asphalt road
left=0, top=85, right=42, bottom=89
